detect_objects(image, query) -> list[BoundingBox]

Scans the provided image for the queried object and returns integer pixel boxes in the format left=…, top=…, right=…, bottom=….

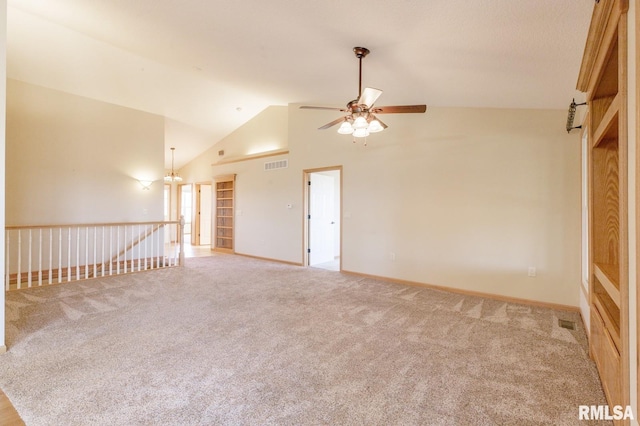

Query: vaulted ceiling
left=7, top=0, right=594, bottom=168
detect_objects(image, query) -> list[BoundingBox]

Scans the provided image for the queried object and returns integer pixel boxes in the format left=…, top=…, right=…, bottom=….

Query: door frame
left=193, top=182, right=213, bottom=246
left=177, top=183, right=193, bottom=244
left=303, top=166, right=343, bottom=269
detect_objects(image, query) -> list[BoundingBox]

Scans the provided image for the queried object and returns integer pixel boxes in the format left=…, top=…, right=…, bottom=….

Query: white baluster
left=58, top=228, right=62, bottom=283
left=117, top=226, right=120, bottom=275
left=28, top=229, right=32, bottom=288
left=179, top=216, right=185, bottom=267
left=110, top=226, right=114, bottom=276
left=93, top=227, right=97, bottom=278
left=166, top=223, right=170, bottom=267
left=38, top=228, right=42, bottom=286
left=143, top=224, right=147, bottom=270
left=76, top=227, right=80, bottom=281
left=157, top=224, right=162, bottom=268
left=124, top=226, right=127, bottom=274
left=67, top=227, right=71, bottom=282
left=171, top=223, right=174, bottom=267
left=85, top=227, right=89, bottom=279
left=17, top=230, right=21, bottom=289
left=102, top=226, right=105, bottom=277
left=137, top=224, right=142, bottom=272
left=48, top=228, right=53, bottom=285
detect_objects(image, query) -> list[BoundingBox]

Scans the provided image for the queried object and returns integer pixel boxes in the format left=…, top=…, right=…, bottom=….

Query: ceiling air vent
left=264, top=159, right=288, bottom=171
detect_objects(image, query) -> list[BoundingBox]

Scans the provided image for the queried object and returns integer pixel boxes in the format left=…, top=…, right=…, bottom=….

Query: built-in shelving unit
left=213, top=175, right=235, bottom=253
left=577, top=0, right=628, bottom=420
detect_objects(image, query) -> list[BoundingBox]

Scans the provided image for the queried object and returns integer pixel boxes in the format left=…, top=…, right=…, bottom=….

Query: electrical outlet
left=390, top=252, right=396, bottom=261
left=528, top=267, right=537, bottom=277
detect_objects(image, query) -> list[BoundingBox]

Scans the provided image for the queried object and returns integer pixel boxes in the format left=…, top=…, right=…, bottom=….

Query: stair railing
left=5, top=217, right=185, bottom=291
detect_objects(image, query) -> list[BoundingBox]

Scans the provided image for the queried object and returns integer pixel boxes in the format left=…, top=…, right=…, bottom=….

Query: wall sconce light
left=139, top=180, right=153, bottom=190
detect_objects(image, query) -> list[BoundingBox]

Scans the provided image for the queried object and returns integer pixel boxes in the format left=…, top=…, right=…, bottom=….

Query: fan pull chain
left=352, top=136, right=367, bottom=146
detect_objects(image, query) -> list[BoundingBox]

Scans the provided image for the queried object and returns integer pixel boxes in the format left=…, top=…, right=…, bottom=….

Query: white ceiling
left=7, top=0, right=595, bottom=168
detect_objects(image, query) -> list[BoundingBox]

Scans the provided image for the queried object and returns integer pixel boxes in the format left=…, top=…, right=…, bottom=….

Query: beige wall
left=6, top=79, right=165, bottom=225
left=181, top=103, right=582, bottom=307
left=179, top=105, right=288, bottom=183
left=291, top=105, right=581, bottom=307
left=0, top=0, right=7, bottom=353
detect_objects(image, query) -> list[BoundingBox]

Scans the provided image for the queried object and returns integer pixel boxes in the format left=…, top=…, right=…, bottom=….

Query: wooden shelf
left=594, top=293, right=621, bottom=351
left=592, top=92, right=620, bottom=148
left=213, top=247, right=234, bottom=254
left=214, top=175, right=235, bottom=253
left=591, top=305, right=622, bottom=407
left=594, top=263, right=620, bottom=302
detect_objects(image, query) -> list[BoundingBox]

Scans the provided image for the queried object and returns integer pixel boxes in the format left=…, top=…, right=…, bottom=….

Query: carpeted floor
left=1, top=255, right=609, bottom=425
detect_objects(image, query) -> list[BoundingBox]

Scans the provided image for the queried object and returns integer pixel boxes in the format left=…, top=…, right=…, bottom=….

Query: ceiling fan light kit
left=367, top=119, right=384, bottom=133
left=301, top=46, right=426, bottom=145
left=337, top=120, right=354, bottom=135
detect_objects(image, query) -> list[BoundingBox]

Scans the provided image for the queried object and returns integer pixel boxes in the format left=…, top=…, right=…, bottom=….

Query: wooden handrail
left=6, top=220, right=181, bottom=230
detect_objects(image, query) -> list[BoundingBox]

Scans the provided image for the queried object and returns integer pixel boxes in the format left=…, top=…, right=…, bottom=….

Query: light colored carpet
left=1, top=255, right=609, bottom=425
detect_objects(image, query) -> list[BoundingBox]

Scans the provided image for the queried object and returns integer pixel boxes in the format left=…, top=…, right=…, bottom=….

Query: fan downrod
left=353, top=47, right=370, bottom=98
left=353, top=47, right=370, bottom=58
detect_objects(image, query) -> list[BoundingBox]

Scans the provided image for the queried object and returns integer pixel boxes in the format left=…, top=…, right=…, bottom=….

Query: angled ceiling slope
left=7, top=0, right=595, bottom=166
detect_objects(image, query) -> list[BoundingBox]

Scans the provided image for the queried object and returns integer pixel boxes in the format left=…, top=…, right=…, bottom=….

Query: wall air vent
left=264, top=159, right=288, bottom=171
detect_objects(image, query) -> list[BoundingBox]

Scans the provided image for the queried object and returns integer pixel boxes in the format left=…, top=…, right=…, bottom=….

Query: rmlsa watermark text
left=579, top=405, right=634, bottom=421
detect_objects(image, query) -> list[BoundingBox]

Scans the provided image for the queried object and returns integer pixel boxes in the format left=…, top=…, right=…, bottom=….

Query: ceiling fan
left=300, top=47, right=427, bottom=143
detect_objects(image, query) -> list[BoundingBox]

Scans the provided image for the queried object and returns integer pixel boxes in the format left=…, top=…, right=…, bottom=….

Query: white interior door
left=309, top=173, right=335, bottom=265
left=199, top=184, right=212, bottom=245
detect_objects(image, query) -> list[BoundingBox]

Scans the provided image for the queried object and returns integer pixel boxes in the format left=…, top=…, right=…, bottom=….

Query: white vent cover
left=264, top=159, right=288, bottom=171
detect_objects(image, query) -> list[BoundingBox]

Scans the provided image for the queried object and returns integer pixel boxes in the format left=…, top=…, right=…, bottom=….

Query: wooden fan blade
left=372, top=105, right=427, bottom=114
left=300, top=106, right=346, bottom=112
left=318, top=116, right=346, bottom=130
left=358, top=87, right=383, bottom=108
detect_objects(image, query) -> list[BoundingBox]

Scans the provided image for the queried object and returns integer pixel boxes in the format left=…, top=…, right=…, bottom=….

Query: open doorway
left=178, top=183, right=193, bottom=244
left=194, top=183, right=212, bottom=246
left=303, top=167, right=342, bottom=271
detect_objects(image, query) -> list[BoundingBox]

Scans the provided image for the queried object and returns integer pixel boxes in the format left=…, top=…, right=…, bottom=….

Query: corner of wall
left=0, top=0, right=7, bottom=352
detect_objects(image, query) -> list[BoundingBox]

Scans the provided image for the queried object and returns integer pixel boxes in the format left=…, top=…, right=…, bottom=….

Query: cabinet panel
left=592, top=137, right=620, bottom=267
left=591, top=306, right=622, bottom=412
left=579, top=0, right=629, bottom=418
